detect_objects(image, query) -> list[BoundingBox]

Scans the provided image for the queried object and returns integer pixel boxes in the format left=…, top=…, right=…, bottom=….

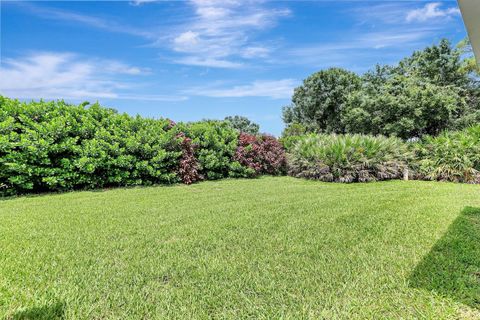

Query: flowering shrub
left=0, top=97, right=287, bottom=195
left=177, top=133, right=201, bottom=185
left=257, top=135, right=287, bottom=175
left=233, top=133, right=261, bottom=175
left=233, top=133, right=286, bottom=176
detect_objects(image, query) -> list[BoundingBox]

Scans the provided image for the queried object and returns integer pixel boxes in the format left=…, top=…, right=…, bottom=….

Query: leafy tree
left=282, top=123, right=307, bottom=137
left=282, top=68, right=361, bottom=133
left=342, top=75, right=466, bottom=139
left=457, top=38, right=480, bottom=77
left=224, top=115, right=260, bottom=135
left=283, top=39, right=480, bottom=139
left=397, top=39, right=467, bottom=88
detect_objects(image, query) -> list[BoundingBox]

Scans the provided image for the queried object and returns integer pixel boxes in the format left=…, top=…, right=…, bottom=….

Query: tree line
left=282, top=39, right=480, bottom=139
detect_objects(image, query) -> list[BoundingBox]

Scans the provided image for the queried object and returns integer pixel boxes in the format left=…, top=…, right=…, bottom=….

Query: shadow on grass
left=8, top=302, right=64, bottom=320
left=410, top=206, right=480, bottom=309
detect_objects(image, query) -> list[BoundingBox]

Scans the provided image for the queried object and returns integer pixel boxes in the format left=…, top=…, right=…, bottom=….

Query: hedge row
left=0, top=97, right=285, bottom=196
left=287, top=134, right=409, bottom=183
left=285, top=127, right=480, bottom=184
left=3, top=95, right=479, bottom=196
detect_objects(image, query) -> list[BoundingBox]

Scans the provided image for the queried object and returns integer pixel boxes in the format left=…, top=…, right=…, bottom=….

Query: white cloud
left=406, top=2, right=460, bottom=23
left=241, top=46, right=271, bottom=58
left=12, top=2, right=154, bottom=38
left=173, top=31, right=200, bottom=51
left=359, top=30, right=435, bottom=49
left=174, top=57, right=243, bottom=69
left=130, top=0, right=158, bottom=6
left=102, top=61, right=150, bottom=75
left=0, top=52, right=185, bottom=101
left=351, top=3, right=411, bottom=25
left=289, top=29, right=433, bottom=57
left=169, top=0, right=290, bottom=68
left=352, top=2, right=460, bottom=25
left=282, top=28, right=438, bottom=71
left=185, top=79, right=297, bottom=99
left=111, top=94, right=188, bottom=102
left=12, top=1, right=289, bottom=69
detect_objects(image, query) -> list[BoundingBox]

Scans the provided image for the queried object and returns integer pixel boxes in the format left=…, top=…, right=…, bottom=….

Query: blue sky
left=0, top=0, right=467, bottom=135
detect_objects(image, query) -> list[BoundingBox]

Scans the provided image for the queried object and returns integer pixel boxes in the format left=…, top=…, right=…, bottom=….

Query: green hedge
left=0, top=97, right=182, bottom=195
left=0, top=97, right=285, bottom=196
left=3, top=95, right=479, bottom=195
left=176, top=120, right=243, bottom=180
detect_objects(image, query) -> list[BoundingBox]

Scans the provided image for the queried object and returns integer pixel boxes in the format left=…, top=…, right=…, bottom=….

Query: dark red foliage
left=258, top=135, right=287, bottom=174
left=177, top=133, right=201, bottom=184
left=166, top=119, right=176, bottom=130
left=234, top=133, right=286, bottom=175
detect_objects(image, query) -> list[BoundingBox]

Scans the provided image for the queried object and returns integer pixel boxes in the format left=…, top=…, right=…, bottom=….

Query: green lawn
left=1, top=177, right=480, bottom=319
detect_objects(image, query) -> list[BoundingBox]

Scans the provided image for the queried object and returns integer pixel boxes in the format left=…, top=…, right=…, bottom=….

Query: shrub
left=0, top=97, right=182, bottom=195
left=412, top=126, right=480, bottom=183
left=176, top=133, right=202, bottom=185
left=231, top=133, right=259, bottom=178
left=178, top=120, right=239, bottom=180
left=256, top=135, right=287, bottom=175
left=233, top=133, right=286, bottom=177
left=279, top=123, right=307, bottom=152
left=288, top=134, right=410, bottom=182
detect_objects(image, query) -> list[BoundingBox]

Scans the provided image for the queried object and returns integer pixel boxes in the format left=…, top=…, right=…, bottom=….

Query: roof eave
left=458, top=0, right=480, bottom=64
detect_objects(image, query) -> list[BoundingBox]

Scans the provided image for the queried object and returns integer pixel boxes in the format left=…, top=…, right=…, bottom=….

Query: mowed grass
left=1, top=177, right=480, bottom=319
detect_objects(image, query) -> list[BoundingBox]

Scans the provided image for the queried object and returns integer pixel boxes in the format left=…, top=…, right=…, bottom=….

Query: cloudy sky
left=0, top=0, right=467, bottom=135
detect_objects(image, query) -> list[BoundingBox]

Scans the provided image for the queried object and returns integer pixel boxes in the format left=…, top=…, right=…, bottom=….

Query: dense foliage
left=412, top=126, right=480, bottom=183
left=457, top=39, right=480, bottom=77
left=224, top=115, right=260, bottom=135
left=342, top=75, right=465, bottom=139
left=233, top=133, right=286, bottom=177
left=176, top=120, right=240, bottom=180
left=287, top=134, right=409, bottom=183
left=283, top=68, right=361, bottom=133
left=0, top=97, right=284, bottom=195
left=176, top=132, right=201, bottom=185
left=283, top=39, right=480, bottom=139
left=0, top=97, right=181, bottom=195
left=286, top=124, right=480, bottom=184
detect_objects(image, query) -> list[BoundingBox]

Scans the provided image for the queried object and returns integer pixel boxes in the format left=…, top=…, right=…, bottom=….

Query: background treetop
left=283, top=38, right=480, bottom=140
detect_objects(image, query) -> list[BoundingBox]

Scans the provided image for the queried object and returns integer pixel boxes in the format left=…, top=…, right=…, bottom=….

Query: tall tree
left=282, top=68, right=361, bottom=133
left=342, top=75, right=466, bottom=139
left=457, top=38, right=480, bottom=77
left=224, top=115, right=260, bottom=135
left=283, top=39, right=480, bottom=139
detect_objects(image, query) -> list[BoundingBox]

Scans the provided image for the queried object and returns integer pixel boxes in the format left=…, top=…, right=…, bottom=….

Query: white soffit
left=458, top=0, right=480, bottom=64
